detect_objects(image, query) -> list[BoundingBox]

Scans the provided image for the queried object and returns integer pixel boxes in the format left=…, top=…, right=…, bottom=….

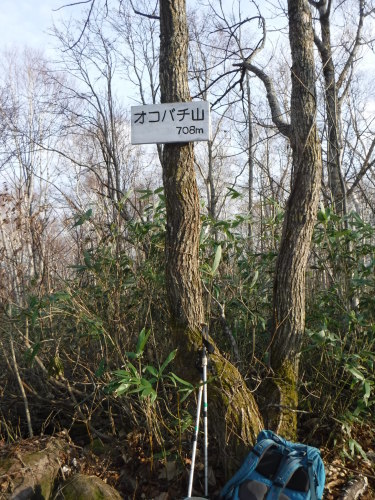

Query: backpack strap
left=220, top=439, right=280, bottom=499
left=266, top=454, right=305, bottom=500
left=307, top=458, right=317, bottom=500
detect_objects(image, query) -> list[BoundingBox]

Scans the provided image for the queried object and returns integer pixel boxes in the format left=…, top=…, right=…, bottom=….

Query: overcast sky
left=0, top=0, right=82, bottom=53
left=1, top=0, right=374, bottom=71
left=0, top=0, right=255, bottom=53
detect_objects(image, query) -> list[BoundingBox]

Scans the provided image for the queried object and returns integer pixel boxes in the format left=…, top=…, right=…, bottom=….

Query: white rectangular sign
left=131, top=101, right=211, bottom=144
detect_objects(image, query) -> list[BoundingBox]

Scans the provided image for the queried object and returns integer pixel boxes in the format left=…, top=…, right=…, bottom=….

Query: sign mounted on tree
left=131, top=101, right=211, bottom=144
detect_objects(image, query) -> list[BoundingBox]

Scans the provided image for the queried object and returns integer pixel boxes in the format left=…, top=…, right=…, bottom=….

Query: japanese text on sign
left=131, top=101, right=211, bottom=144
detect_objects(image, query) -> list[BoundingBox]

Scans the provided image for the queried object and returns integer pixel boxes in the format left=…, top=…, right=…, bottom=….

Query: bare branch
left=210, top=74, right=244, bottom=108
left=347, top=138, right=375, bottom=196
left=62, top=0, right=97, bottom=51
left=53, top=0, right=93, bottom=12
left=337, top=0, right=365, bottom=90
left=129, top=0, right=160, bottom=20
left=192, top=68, right=239, bottom=99
left=238, top=62, right=291, bottom=138
left=210, top=16, right=262, bottom=35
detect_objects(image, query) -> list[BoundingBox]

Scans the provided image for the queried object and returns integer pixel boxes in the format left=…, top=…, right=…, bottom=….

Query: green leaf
left=24, top=342, right=41, bottom=366
left=83, top=250, right=92, bottom=268
left=160, top=349, right=178, bottom=374
left=347, top=366, right=365, bottom=381
left=73, top=208, right=92, bottom=227
left=141, top=385, right=154, bottom=397
left=363, top=380, right=371, bottom=405
left=348, top=439, right=368, bottom=460
left=249, top=270, right=259, bottom=289
left=144, top=365, right=158, bottom=377
left=125, top=351, right=139, bottom=360
left=127, top=362, right=138, bottom=376
left=118, top=190, right=132, bottom=208
left=95, top=359, right=106, bottom=378
left=211, top=245, right=222, bottom=275
left=115, top=382, right=131, bottom=395
left=112, top=369, right=130, bottom=378
left=317, top=203, right=329, bottom=222
left=168, top=372, right=194, bottom=388
left=227, top=187, right=241, bottom=199
left=115, top=362, right=138, bottom=378
left=141, top=386, right=157, bottom=403
left=138, top=189, right=153, bottom=200
left=135, top=328, right=151, bottom=355
left=140, top=377, right=152, bottom=388
left=178, top=386, right=194, bottom=402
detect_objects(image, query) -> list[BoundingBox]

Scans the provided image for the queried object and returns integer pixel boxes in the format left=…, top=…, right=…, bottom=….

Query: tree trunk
left=245, top=71, right=254, bottom=246
left=159, top=0, right=204, bottom=331
left=159, top=0, right=263, bottom=459
left=315, top=2, right=347, bottom=215
left=267, top=0, right=323, bottom=438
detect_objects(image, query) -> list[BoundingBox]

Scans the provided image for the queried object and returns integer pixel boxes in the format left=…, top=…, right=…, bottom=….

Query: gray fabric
left=238, top=480, right=268, bottom=499
left=238, top=480, right=291, bottom=499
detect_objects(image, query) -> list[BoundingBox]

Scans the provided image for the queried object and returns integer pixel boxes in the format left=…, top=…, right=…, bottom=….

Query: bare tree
left=0, top=48, right=71, bottom=305
left=309, top=0, right=375, bottom=214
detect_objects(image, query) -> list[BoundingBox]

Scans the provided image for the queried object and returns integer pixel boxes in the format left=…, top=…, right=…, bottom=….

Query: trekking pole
left=201, top=327, right=209, bottom=498
left=187, top=376, right=203, bottom=497
left=187, top=326, right=214, bottom=499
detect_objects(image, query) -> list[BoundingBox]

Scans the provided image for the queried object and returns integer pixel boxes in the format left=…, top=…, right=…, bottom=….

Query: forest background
left=0, top=0, right=375, bottom=497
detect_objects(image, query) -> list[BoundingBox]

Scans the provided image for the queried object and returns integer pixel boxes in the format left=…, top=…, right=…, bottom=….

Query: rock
left=340, top=475, right=368, bottom=500
left=154, top=493, right=169, bottom=500
left=0, top=436, right=69, bottom=500
left=56, top=473, right=122, bottom=500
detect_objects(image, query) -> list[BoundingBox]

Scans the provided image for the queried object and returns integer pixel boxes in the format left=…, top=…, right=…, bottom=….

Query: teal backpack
left=220, top=430, right=325, bottom=500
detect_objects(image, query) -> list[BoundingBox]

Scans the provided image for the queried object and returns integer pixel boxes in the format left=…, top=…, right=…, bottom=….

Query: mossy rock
left=56, top=474, right=122, bottom=500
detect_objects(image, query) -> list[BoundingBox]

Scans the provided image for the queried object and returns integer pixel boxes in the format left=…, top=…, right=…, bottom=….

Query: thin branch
left=210, top=16, right=262, bottom=35
left=192, top=68, right=239, bottom=99
left=53, top=0, right=93, bottom=11
left=210, top=75, right=243, bottom=108
left=129, top=0, right=160, bottom=20
left=238, top=62, right=291, bottom=138
left=337, top=0, right=365, bottom=90
left=63, top=0, right=97, bottom=51
left=347, top=138, right=375, bottom=197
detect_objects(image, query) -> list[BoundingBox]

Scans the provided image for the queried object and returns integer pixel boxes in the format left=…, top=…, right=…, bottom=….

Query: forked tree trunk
left=267, top=0, right=323, bottom=437
left=159, top=0, right=262, bottom=460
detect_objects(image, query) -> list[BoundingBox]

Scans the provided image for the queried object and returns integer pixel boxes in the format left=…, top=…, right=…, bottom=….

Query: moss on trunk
left=262, top=360, right=298, bottom=440
left=171, top=325, right=263, bottom=469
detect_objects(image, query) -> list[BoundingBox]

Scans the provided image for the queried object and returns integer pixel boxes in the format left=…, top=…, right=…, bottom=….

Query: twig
left=130, top=0, right=160, bottom=20
left=9, top=333, right=34, bottom=438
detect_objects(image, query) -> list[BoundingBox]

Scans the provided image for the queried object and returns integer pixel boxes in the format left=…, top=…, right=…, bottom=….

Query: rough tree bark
left=159, top=0, right=262, bottom=460
left=268, top=0, right=322, bottom=437
left=244, top=0, right=322, bottom=437
left=310, top=0, right=368, bottom=215
left=316, top=4, right=347, bottom=215
left=159, top=0, right=204, bottom=332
